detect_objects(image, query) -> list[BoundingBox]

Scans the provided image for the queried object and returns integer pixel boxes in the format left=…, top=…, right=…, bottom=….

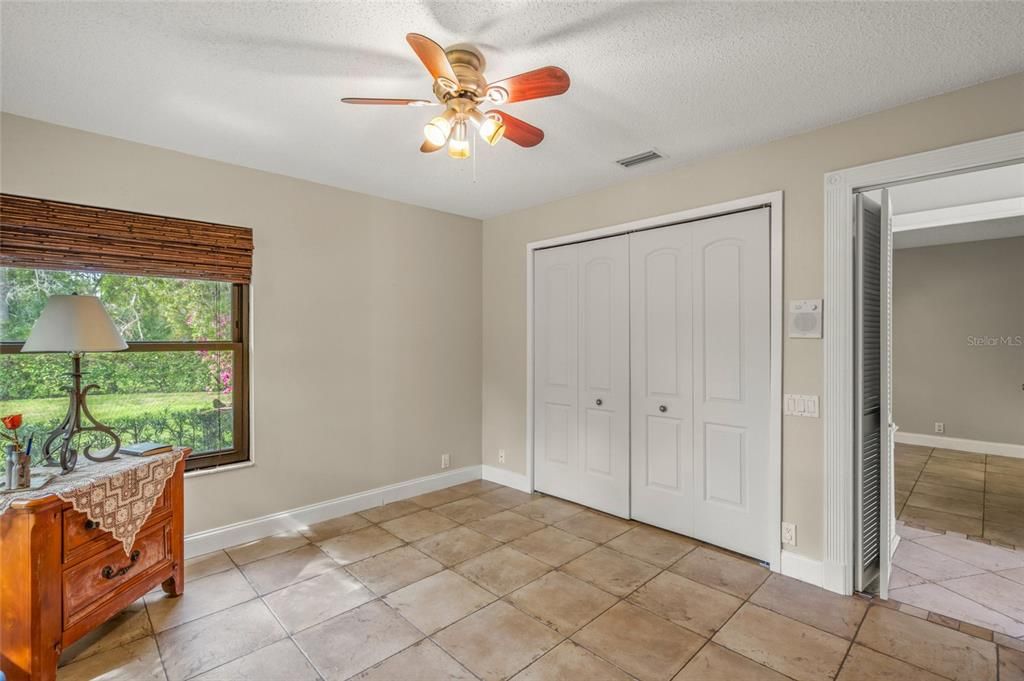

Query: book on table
left=120, top=442, right=173, bottom=457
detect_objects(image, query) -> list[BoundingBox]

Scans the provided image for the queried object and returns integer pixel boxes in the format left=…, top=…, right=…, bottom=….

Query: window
left=0, top=268, right=250, bottom=471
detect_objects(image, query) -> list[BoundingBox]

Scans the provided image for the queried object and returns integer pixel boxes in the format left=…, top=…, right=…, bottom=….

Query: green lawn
left=0, top=392, right=223, bottom=425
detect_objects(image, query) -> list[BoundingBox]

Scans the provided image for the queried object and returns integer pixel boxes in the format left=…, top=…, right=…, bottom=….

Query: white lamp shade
left=21, top=295, right=128, bottom=353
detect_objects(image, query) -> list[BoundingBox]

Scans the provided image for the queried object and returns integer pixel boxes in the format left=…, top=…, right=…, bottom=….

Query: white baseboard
left=481, top=464, right=531, bottom=493
left=184, top=465, right=481, bottom=558
left=896, top=432, right=1024, bottom=459
left=780, top=550, right=825, bottom=589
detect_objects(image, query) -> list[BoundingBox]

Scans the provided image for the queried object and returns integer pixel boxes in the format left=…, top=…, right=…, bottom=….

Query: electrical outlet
left=441, top=453, right=451, bottom=470
left=935, top=422, right=945, bottom=434
left=781, top=522, right=797, bottom=546
left=498, top=449, right=506, bottom=464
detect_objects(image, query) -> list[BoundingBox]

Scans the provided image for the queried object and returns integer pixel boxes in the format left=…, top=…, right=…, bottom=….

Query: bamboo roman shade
left=0, top=194, right=253, bottom=283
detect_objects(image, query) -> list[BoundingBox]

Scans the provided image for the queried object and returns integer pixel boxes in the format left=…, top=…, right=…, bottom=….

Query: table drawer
left=63, top=487, right=169, bottom=560
left=62, top=522, right=171, bottom=626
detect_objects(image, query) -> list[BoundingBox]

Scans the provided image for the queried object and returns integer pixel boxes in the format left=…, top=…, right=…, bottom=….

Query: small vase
left=16, top=449, right=31, bottom=487
left=4, top=445, right=17, bottom=490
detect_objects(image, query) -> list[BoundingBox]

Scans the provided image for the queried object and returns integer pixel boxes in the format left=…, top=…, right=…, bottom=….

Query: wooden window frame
left=0, top=281, right=251, bottom=472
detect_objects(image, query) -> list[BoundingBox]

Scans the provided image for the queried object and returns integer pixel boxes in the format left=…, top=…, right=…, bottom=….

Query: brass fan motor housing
left=434, top=46, right=488, bottom=102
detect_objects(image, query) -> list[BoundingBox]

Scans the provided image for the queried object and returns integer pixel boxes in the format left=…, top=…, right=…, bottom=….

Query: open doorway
left=859, top=162, right=1024, bottom=637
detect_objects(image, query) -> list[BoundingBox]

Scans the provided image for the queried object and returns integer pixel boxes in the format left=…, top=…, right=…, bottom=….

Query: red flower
left=1, top=414, right=22, bottom=431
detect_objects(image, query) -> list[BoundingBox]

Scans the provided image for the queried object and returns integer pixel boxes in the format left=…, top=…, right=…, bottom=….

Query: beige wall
left=482, top=73, right=1024, bottom=561
left=0, top=113, right=483, bottom=535
left=894, top=235, right=1024, bottom=445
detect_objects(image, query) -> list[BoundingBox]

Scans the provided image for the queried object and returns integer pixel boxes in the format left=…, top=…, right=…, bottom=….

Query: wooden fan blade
left=406, top=33, right=459, bottom=84
left=491, top=110, right=544, bottom=147
left=341, top=98, right=436, bottom=106
left=486, top=66, right=569, bottom=104
left=421, top=139, right=444, bottom=153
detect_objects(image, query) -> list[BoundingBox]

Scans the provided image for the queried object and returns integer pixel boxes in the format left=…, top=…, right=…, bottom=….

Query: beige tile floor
left=58, top=479, right=1024, bottom=681
left=895, top=444, right=1024, bottom=546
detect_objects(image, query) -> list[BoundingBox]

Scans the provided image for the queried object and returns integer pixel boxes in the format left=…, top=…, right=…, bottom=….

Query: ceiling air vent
left=615, top=149, right=663, bottom=168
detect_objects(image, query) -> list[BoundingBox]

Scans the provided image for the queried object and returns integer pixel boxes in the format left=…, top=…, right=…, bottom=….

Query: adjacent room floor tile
left=628, top=570, right=742, bottom=638
left=509, top=526, right=597, bottom=566
left=299, top=512, right=371, bottom=542
left=890, top=540, right=986, bottom=582
left=380, top=509, right=459, bottom=542
left=854, top=606, right=997, bottom=681
left=917, top=533, right=1024, bottom=571
left=554, top=510, right=633, bottom=544
left=346, top=545, right=443, bottom=595
left=749, top=573, right=868, bottom=639
left=57, top=636, right=166, bottom=681
left=606, top=525, right=700, bottom=568
left=183, top=550, right=235, bottom=582
left=999, top=645, right=1024, bottom=681
left=384, top=569, right=495, bottom=634
left=941, top=572, right=1024, bottom=623
left=906, top=491, right=983, bottom=518
left=573, top=601, right=705, bottom=681
left=145, top=567, right=256, bottom=633
left=467, top=510, right=546, bottom=542
left=835, top=643, right=947, bottom=681
left=224, top=530, right=309, bottom=565
left=513, top=496, right=584, bottom=524
left=317, top=525, right=403, bottom=564
left=712, top=603, right=848, bottom=681
left=157, top=599, right=286, bottom=681
left=358, top=499, right=422, bottom=523
left=896, top=522, right=941, bottom=540
left=191, top=638, right=319, bottom=681
left=512, top=640, right=634, bottom=681
left=673, top=642, right=790, bottom=681
left=352, top=639, right=477, bottom=681
left=890, top=565, right=929, bottom=589
left=262, top=567, right=375, bottom=634
left=455, top=545, right=551, bottom=596
left=505, top=570, right=618, bottom=636
left=562, top=546, right=660, bottom=597
left=433, top=601, right=562, bottom=681
left=669, top=547, right=769, bottom=599
left=888, top=583, right=1024, bottom=637
left=984, top=521, right=1024, bottom=547
left=239, top=543, right=339, bottom=595
left=478, top=487, right=537, bottom=509
left=294, top=600, right=423, bottom=681
left=413, top=526, right=501, bottom=566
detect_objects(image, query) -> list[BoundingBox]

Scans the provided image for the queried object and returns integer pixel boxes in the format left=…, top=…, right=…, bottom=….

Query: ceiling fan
left=342, top=33, right=570, bottom=159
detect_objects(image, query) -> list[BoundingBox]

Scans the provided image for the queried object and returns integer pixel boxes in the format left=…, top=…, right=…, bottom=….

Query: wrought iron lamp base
left=41, top=353, right=120, bottom=474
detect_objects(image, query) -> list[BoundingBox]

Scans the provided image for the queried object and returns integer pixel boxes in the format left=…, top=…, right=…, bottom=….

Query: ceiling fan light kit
left=342, top=33, right=569, bottom=160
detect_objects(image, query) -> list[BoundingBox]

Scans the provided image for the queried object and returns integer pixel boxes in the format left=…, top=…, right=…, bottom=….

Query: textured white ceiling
left=2, top=2, right=1023, bottom=219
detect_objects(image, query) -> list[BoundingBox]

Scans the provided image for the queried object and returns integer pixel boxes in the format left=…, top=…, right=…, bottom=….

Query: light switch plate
left=784, top=394, right=820, bottom=418
left=789, top=299, right=823, bottom=338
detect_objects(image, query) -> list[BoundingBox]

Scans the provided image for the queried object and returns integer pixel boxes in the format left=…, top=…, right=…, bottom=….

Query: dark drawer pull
left=84, top=519, right=98, bottom=531
left=101, top=550, right=141, bottom=580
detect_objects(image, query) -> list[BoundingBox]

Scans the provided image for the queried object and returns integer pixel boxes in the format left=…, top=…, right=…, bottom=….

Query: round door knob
left=659, top=405, right=668, bottom=413
left=595, top=399, right=603, bottom=406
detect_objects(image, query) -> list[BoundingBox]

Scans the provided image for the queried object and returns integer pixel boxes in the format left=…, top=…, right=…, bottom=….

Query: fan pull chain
left=472, top=133, right=477, bottom=183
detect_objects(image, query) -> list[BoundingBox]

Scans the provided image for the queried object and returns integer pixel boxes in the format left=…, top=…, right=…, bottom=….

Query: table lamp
left=21, top=294, right=128, bottom=473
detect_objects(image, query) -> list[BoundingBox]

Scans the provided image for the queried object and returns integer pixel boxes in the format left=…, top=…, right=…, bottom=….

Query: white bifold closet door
left=533, top=235, right=630, bottom=517
left=630, top=208, right=772, bottom=560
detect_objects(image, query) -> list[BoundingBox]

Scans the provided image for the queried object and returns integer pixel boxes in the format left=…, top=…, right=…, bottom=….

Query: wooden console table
left=0, top=451, right=187, bottom=681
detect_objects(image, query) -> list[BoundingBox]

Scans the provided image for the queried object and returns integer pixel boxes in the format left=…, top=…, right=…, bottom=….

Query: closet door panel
left=691, top=208, right=771, bottom=561
left=534, top=246, right=579, bottom=501
left=630, top=225, right=694, bottom=535
left=577, top=236, right=630, bottom=516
